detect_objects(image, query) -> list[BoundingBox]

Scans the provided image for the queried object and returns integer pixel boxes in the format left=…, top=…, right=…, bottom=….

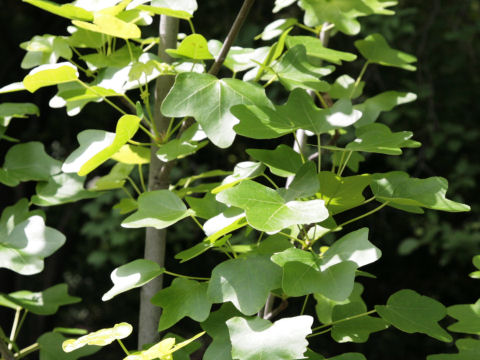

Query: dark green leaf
left=328, top=75, right=365, bottom=99
left=427, top=339, right=480, bottom=360
left=38, top=332, right=100, bottom=360
left=152, top=278, right=211, bottom=330
left=286, top=36, right=357, bottom=65
left=375, top=289, right=452, bottom=342
left=447, top=299, right=480, bottom=335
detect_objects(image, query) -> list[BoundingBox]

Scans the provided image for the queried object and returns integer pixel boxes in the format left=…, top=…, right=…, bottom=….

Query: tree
left=0, top=0, right=478, bottom=359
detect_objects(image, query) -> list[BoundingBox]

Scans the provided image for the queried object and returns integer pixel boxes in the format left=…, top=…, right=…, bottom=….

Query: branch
left=0, top=337, right=14, bottom=360
left=208, top=0, right=257, bottom=76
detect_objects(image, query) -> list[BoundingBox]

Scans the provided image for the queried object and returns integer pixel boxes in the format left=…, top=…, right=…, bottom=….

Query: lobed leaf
left=23, top=62, right=79, bottom=93
left=62, top=323, right=133, bottom=352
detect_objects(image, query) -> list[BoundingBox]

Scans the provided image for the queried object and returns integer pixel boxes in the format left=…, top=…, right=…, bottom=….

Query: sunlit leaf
left=216, top=180, right=328, bottom=233
left=375, top=289, right=452, bottom=342
left=103, top=259, right=164, bottom=301
left=23, top=0, right=93, bottom=21
left=447, top=299, right=480, bottom=335
left=167, top=34, right=213, bottom=60
left=32, top=173, right=98, bottom=206
left=227, top=316, right=313, bottom=360
left=62, top=323, right=133, bottom=352
left=72, top=14, right=141, bottom=40
left=122, top=190, right=193, bottom=229
left=328, top=75, right=364, bottom=99
left=20, top=34, right=72, bottom=69
left=23, top=62, right=79, bottom=93
left=112, top=145, right=150, bottom=165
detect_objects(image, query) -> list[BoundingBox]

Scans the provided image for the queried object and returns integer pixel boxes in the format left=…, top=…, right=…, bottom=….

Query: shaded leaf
left=38, top=332, right=100, bottom=360
left=247, top=145, right=302, bottom=177
left=91, top=163, right=134, bottom=191
left=162, top=72, right=272, bottom=148
left=331, top=301, right=388, bottom=343
left=20, top=34, right=72, bottom=69
left=227, top=316, right=313, bottom=360
left=371, top=171, right=471, bottom=212
left=427, top=339, right=480, bottom=360
left=0, top=102, right=39, bottom=124
left=208, top=255, right=282, bottom=315
left=122, top=190, right=193, bottom=229
left=328, top=75, right=365, bottom=99
left=0, top=142, right=61, bottom=186
left=286, top=36, right=357, bottom=65
left=375, top=289, right=452, bottom=342
left=355, top=33, right=417, bottom=71
left=317, top=172, right=371, bottom=215
left=0, top=284, right=80, bottom=315
left=447, top=299, right=480, bottom=335
left=282, top=161, right=319, bottom=201
left=152, top=278, right=211, bottom=330
left=102, top=259, right=164, bottom=301
left=354, top=91, right=417, bottom=127
left=272, top=45, right=331, bottom=92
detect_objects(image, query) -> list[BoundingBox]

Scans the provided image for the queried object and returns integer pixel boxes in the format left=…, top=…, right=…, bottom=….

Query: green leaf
left=331, top=301, right=388, bottom=343
left=62, top=323, right=133, bottom=352
left=20, top=35, right=72, bottom=69
left=0, top=142, right=61, bottom=187
left=355, top=33, right=417, bottom=71
left=299, top=0, right=397, bottom=34
left=91, top=163, right=134, bottom=191
left=259, top=18, right=298, bottom=41
left=208, top=41, right=269, bottom=74
left=162, top=72, right=272, bottom=148
left=286, top=36, right=357, bottom=65
left=32, top=173, right=98, bottom=206
left=317, top=172, right=371, bottom=215
left=112, top=145, right=150, bottom=165
left=113, top=198, right=138, bottom=215
left=216, top=180, right=329, bottom=233
left=208, top=255, right=282, bottom=315
left=136, top=5, right=192, bottom=20
left=247, top=145, right=303, bottom=177
left=329, top=353, right=367, bottom=360
left=447, top=299, right=480, bottom=335
left=329, top=75, right=365, bottom=99
left=167, top=34, right=213, bottom=60
left=346, top=123, right=420, bottom=155
left=354, top=91, right=417, bottom=127
left=151, top=278, right=212, bottom=330
left=201, top=304, right=243, bottom=360
left=186, top=193, right=228, bottom=220
left=273, top=0, right=296, bottom=13
left=375, top=289, right=452, bottom=342
left=0, top=201, right=65, bottom=275
left=23, top=63, right=79, bottom=93
left=233, top=89, right=360, bottom=139
left=427, top=339, right=480, bottom=360
left=50, top=82, right=122, bottom=117
left=38, top=332, right=100, bottom=360
left=67, top=26, right=107, bottom=49
left=156, top=139, right=208, bottom=162
left=212, top=162, right=264, bottom=194
left=370, top=171, right=471, bottom=212
left=0, top=284, right=80, bottom=315
left=227, top=316, right=313, bottom=360
left=322, top=228, right=381, bottom=269
left=122, top=190, right=193, bottom=229
left=72, top=13, right=141, bottom=40
left=23, top=0, right=93, bottom=21
left=272, top=45, right=331, bottom=92
left=63, top=115, right=140, bottom=176
left=282, top=161, right=319, bottom=201
left=282, top=260, right=357, bottom=300
left=81, top=44, right=142, bottom=70
left=102, top=259, right=164, bottom=301
left=0, top=102, right=39, bottom=124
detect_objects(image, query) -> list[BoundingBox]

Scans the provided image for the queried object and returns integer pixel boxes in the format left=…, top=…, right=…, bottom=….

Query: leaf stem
left=315, top=91, right=328, bottom=109
left=300, top=294, right=310, bottom=315
left=292, top=131, right=306, bottom=163
left=12, top=310, right=27, bottom=344
left=311, top=309, right=377, bottom=332
left=279, top=231, right=307, bottom=247
left=316, top=134, right=321, bottom=172
left=306, top=328, right=331, bottom=338
left=0, top=327, right=14, bottom=360
left=190, top=214, right=204, bottom=231
left=262, top=174, right=279, bottom=189
left=127, top=177, right=142, bottom=196
left=8, top=309, right=21, bottom=350
left=337, top=150, right=353, bottom=177
left=164, top=270, right=209, bottom=281
left=351, top=60, right=370, bottom=98
left=138, top=164, right=147, bottom=193
left=13, top=342, right=39, bottom=360
left=76, top=80, right=127, bottom=115
left=337, top=202, right=390, bottom=229
left=117, top=339, right=130, bottom=355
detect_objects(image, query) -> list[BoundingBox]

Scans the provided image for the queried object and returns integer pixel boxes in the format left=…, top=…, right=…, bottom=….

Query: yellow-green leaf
left=23, top=63, right=79, bottom=93
left=73, top=14, right=141, bottom=40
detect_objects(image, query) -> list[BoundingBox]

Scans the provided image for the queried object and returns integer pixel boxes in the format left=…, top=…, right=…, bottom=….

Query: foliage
left=0, top=1, right=477, bottom=360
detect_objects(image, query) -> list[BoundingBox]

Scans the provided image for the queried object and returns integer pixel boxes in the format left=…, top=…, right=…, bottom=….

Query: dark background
left=0, top=0, right=479, bottom=359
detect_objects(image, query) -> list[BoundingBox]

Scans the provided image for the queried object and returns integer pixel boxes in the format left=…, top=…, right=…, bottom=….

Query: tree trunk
left=138, top=15, right=178, bottom=348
